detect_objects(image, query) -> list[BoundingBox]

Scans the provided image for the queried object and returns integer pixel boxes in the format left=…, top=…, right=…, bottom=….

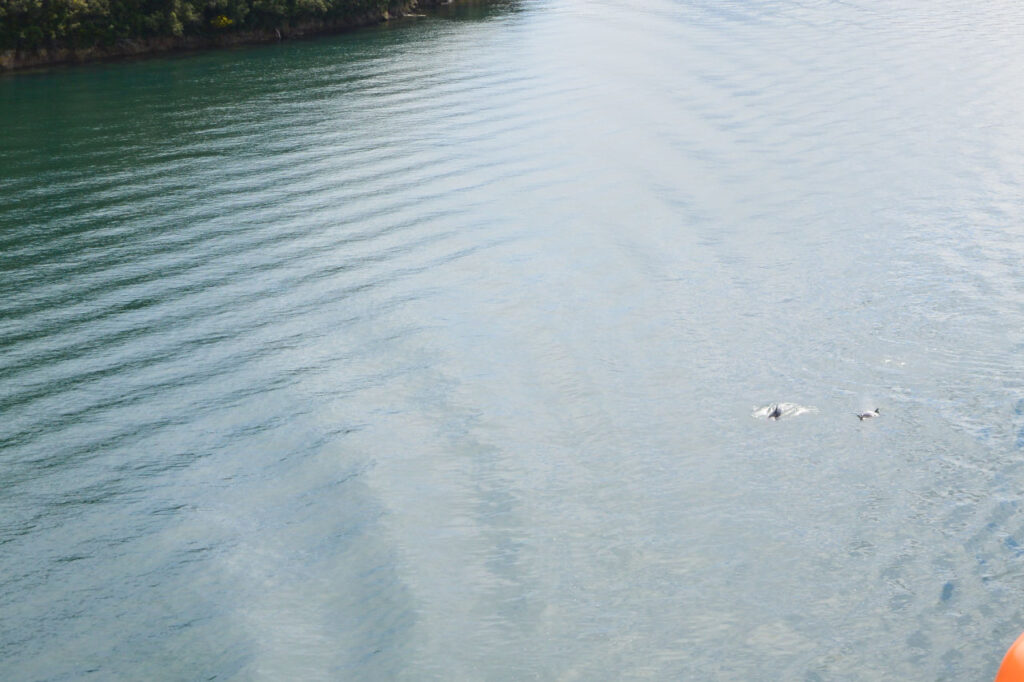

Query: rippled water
left=4, top=0, right=1024, bottom=678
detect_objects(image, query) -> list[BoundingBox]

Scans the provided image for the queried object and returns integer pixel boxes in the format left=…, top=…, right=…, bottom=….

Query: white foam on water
left=752, top=402, right=818, bottom=420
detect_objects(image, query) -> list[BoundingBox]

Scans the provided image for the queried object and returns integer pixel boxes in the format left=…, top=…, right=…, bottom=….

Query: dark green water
left=4, top=0, right=1024, bottom=679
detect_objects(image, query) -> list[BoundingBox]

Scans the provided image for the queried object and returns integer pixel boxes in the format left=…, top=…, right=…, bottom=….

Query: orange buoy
left=995, top=632, right=1024, bottom=682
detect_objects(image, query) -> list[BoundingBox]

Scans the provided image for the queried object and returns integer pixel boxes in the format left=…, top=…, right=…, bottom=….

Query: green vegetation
left=0, top=0, right=412, bottom=53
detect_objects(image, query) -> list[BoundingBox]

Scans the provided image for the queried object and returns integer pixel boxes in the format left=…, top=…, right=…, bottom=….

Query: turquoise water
left=3, top=1, right=1024, bottom=678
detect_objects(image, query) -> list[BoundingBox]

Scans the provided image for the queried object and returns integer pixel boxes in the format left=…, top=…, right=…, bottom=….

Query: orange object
left=996, top=632, right=1024, bottom=682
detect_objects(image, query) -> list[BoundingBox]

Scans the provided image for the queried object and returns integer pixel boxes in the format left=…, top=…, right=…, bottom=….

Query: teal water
left=3, top=0, right=1024, bottom=679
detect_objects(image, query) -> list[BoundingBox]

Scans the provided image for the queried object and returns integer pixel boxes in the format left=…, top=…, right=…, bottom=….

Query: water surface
left=3, top=0, right=1024, bottom=679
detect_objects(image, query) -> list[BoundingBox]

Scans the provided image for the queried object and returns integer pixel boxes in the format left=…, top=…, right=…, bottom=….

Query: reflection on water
left=3, top=0, right=1024, bottom=679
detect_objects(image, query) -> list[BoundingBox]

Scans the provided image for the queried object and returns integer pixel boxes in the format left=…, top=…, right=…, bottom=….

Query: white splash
left=752, top=402, right=818, bottom=420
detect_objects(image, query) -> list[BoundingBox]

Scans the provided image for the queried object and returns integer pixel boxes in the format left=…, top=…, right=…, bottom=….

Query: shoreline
left=0, top=0, right=454, bottom=74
